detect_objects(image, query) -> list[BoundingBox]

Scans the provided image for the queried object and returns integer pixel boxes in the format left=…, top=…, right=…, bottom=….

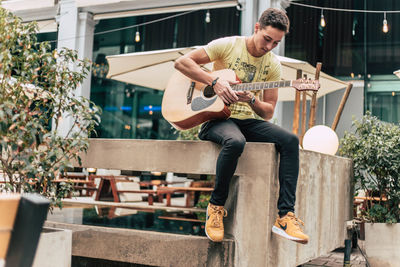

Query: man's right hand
left=213, top=79, right=239, bottom=105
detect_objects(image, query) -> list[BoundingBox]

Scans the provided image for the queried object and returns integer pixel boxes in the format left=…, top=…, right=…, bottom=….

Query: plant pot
left=364, top=223, right=400, bottom=267
left=32, top=227, right=72, bottom=267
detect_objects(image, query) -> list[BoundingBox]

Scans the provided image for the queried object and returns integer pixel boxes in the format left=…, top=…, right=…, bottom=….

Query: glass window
left=367, top=92, right=400, bottom=123
left=37, top=31, right=58, bottom=50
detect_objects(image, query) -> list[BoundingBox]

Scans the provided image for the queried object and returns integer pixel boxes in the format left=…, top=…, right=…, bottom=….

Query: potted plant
left=0, top=7, right=100, bottom=266
left=339, top=111, right=400, bottom=266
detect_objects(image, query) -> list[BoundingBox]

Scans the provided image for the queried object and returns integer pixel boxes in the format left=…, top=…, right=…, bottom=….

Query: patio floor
left=301, top=243, right=367, bottom=267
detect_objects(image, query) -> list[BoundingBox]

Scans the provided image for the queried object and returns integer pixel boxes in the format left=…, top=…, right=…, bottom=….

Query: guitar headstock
left=292, top=79, right=320, bottom=91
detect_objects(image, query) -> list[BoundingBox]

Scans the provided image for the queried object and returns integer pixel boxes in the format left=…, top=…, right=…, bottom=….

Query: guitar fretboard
left=232, top=80, right=292, bottom=92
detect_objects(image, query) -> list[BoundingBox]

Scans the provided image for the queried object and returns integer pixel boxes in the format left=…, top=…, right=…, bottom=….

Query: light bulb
left=320, top=16, right=326, bottom=27
left=205, top=10, right=211, bottom=23
left=320, top=9, right=326, bottom=27
left=383, top=19, right=388, bottom=33
left=135, top=30, right=140, bottom=42
left=320, top=14, right=326, bottom=27
left=382, top=12, right=388, bottom=33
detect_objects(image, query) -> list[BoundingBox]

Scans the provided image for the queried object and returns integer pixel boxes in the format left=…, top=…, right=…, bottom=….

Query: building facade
left=3, top=0, right=399, bottom=140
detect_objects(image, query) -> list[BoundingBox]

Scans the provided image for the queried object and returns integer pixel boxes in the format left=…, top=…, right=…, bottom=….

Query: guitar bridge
left=187, top=81, right=195, bottom=104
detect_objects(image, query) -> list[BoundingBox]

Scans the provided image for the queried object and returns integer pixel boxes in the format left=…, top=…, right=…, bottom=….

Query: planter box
left=365, top=223, right=400, bottom=267
left=32, top=227, right=72, bottom=267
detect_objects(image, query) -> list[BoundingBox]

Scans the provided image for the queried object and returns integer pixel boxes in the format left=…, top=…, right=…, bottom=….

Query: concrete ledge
left=73, top=139, right=353, bottom=267
left=44, top=221, right=235, bottom=267
left=79, top=139, right=274, bottom=176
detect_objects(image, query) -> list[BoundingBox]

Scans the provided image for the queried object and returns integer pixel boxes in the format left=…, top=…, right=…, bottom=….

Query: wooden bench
left=91, top=175, right=163, bottom=204
left=90, top=175, right=213, bottom=207
left=157, top=186, right=213, bottom=207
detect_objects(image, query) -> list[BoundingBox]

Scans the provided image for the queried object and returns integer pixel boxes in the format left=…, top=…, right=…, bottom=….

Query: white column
left=258, top=0, right=272, bottom=17
left=57, top=2, right=95, bottom=99
left=77, top=12, right=96, bottom=99
left=56, top=0, right=96, bottom=136
left=57, top=0, right=79, bottom=50
left=239, top=0, right=257, bottom=36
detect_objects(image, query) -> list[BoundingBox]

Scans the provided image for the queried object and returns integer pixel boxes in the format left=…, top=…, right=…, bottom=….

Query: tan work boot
left=205, top=203, right=227, bottom=242
left=272, top=212, right=309, bottom=244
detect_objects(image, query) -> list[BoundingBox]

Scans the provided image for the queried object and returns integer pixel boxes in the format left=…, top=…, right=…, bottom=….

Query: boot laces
left=287, top=213, right=304, bottom=228
left=210, top=206, right=227, bottom=227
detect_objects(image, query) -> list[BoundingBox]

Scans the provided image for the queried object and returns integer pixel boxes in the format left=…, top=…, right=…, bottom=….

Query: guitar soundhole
left=203, top=85, right=216, bottom=98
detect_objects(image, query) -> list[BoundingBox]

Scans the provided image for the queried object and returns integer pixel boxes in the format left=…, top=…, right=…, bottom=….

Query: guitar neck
left=232, top=80, right=292, bottom=92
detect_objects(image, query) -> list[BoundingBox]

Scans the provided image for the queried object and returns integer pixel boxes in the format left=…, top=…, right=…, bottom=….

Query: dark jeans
left=199, top=118, right=299, bottom=217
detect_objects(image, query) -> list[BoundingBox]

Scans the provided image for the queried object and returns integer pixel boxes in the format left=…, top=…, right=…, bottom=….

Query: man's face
left=253, top=24, right=285, bottom=56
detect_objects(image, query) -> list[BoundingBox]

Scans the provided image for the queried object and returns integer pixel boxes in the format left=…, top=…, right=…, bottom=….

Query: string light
left=205, top=10, right=211, bottom=23
left=320, top=9, right=326, bottom=27
left=382, top=12, right=389, bottom=33
left=47, top=9, right=199, bottom=44
left=289, top=2, right=400, bottom=34
left=135, top=28, right=140, bottom=42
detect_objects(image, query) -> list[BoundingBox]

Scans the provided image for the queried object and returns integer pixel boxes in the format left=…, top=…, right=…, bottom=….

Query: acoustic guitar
left=162, top=68, right=320, bottom=130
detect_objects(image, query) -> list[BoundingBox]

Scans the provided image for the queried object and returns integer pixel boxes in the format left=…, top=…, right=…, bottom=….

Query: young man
left=174, top=8, right=309, bottom=244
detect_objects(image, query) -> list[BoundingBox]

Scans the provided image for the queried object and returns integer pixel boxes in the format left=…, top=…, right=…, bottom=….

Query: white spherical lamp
left=302, top=125, right=339, bottom=155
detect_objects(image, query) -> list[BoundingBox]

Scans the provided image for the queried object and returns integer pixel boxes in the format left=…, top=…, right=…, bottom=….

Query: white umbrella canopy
left=106, top=47, right=211, bottom=91
left=106, top=47, right=348, bottom=101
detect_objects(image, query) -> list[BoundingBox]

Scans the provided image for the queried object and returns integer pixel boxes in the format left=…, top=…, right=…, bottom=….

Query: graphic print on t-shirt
left=228, top=57, right=270, bottom=83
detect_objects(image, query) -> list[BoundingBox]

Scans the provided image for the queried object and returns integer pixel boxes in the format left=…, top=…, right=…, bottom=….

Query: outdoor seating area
left=57, top=172, right=214, bottom=209
left=2, top=0, right=400, bottom=266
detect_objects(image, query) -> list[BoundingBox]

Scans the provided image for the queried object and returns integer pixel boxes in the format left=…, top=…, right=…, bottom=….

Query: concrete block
left=32, top=227, right=72, bottom=267
left=365, top=223, right=400, bottom=267
left=44, top=221, right=234, bottom=267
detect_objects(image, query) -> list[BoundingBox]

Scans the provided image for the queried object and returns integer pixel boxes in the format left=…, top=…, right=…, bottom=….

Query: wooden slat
left=62, top=198, right=206, bottom=213
left=158, top=216, right=204, bottom=223
left=292, top=69, right=302, bottom=135
left=158, top=187, right=213, bottom=192
left=331, top=83, right=353, bottom=131
left=300, top=91, right=307, bottom=147
left=308, top=62, right=322, bottom=129
left=53, top=179, right=93, bottom=184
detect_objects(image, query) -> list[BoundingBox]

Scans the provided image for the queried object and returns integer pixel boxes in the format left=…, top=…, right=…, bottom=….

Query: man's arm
left=236, top=88, right=278, bottom=121
left=174, top=48, right=238, bottom=104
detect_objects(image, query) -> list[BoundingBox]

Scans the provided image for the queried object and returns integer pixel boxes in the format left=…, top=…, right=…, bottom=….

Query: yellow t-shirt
left=204, top=36, right=281, bottom=120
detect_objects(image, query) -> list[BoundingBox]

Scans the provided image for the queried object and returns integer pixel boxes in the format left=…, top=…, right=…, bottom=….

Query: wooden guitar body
left=162, top=69, right=236, bottom=130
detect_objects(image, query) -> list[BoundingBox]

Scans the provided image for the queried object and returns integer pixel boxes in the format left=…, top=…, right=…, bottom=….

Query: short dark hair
left=258, top=8, right=290, bottom=33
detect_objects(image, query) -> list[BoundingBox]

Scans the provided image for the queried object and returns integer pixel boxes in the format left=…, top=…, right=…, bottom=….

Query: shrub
left=339, top=112, right=400, bottom=223
left=0, top=7, right=101, bottom=208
